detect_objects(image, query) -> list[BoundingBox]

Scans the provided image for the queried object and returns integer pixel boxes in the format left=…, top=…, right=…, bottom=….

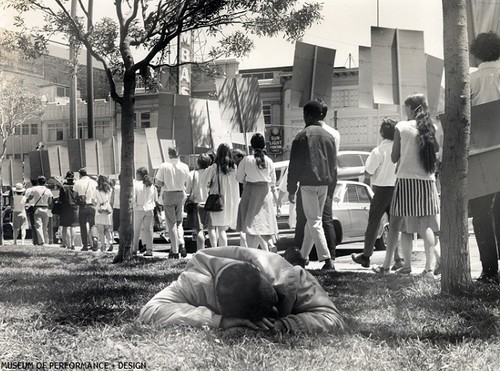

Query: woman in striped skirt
left=374, top=93, right=440, bottom=275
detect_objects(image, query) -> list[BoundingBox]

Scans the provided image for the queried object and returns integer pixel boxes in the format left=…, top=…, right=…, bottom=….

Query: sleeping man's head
left=215, top=262, right=279, bottom=321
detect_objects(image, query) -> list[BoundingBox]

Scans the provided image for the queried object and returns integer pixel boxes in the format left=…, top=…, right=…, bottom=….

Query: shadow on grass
left=312, top=270, right=500, bottom=343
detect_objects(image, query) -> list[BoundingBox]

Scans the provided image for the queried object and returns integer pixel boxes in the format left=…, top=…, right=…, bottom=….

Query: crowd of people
left=6, top=32, right=500, bottom=289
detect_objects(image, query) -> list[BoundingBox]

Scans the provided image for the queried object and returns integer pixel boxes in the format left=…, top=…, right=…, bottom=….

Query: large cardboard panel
left=58, top=146, right=70, bottom=177
left=47, top=145, right=61, bottom=177
left=235, top=78, right=266, bottom=133
left=100, top=137, right=117, bottom=176
left=28, top=150, right=50, bottom=180
left=157, top=93, right=175, bottom=139
left=173, top=94, right=192, bottom=155
left=371, top=27, right=399, bottom=105
left=397, top=29, right=427, bottom=103
left=2, top=159, right=12, bottom=186
left=216, top=77, right=265, bottom=137
left=290, top=42, right=336, bottom=107
left=134, top=131, right=150, bottom=172
left=207, top=98, right=226, bottom=150
left=190, top=98, right=213, bottom=152
left=145, top=128, right=164, bottom=169
left=468, top=99, right=500, bottom=199
left=358, top=46, right=375, bottom=109
left=426, top=54, right=444, bottom=116
left=67, top=138, right=84, bottom=172
left=83, top=140, right=99, bottom=175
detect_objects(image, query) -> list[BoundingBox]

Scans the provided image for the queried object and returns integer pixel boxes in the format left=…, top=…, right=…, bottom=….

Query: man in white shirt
left=73, top=168, right=98, bottom=251
left=469, top=32, right=500, bottom=284
left=351, top=118, right=403, bottom=268
left=155, top=148, right=190, bottom=258
left=26, top=176, right=53, bottom=246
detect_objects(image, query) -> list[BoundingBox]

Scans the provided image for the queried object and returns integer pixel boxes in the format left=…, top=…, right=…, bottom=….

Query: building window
left=95, top=121, right=112, bottom=138
left=56, top=86, right=69, bottom=97
left=14, top=126, right=20, bottom=135
left=262, top=104, right=271, bottom=125
left=22, top=124, right=30, bottom=135
left=14, top=153, right=21, bottom=160
left=48, top=123, right=64, bottom=141
left=31, top=125, right=38, bottom=135
left=140, top=112, right=151, bottom=128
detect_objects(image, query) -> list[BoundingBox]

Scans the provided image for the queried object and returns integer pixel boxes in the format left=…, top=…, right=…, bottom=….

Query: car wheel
left=374, top=224, right=388, bottom=251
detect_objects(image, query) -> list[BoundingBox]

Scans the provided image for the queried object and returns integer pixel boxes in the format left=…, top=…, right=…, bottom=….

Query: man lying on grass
left=139, top=246, right=344, bottom=333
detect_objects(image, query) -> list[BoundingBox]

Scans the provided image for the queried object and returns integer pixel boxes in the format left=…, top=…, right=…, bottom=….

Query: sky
left=0, top=0, right=444, bottom=70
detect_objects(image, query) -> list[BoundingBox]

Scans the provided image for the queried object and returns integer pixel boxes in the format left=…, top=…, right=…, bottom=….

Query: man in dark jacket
left=287, top=100, right=337, bottom=270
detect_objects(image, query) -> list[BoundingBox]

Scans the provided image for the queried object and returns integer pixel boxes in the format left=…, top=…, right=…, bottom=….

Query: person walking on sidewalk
left=236, top=133, right=279, bottom=252
left=133, top=167, right=158, bottom=257
left=74, top=168, right=98, bottom=251
left=294, top=99, right=339, bottom=264
left=26, top=176, right=53, bottom=246
left=287, top=100, right=337, bottom=270
left=352, top=118, right=404, bottom=269
left=155, top=148, right=190, bottom=259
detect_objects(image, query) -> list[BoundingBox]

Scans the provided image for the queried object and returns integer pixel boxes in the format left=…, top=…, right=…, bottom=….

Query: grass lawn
left=1, top=245, right=500, bottom=371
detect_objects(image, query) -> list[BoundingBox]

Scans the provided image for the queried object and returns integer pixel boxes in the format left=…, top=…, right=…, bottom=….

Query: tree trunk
left=113, top=69, right=136, bottom=263
left=441, top=0, right=473, bottom=293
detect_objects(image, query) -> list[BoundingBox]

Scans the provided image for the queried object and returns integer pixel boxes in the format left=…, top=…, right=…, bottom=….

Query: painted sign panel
left=291, top=41, right=336, bottom=107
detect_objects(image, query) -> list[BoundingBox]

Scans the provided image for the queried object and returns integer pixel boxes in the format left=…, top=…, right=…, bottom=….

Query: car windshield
left=337, top=154, right=363, bottom=168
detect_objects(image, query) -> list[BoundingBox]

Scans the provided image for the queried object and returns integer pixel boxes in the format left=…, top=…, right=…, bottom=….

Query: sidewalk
left=5, top=235, right=483, bottom=278
left=308, top=235, right=483, bottom=278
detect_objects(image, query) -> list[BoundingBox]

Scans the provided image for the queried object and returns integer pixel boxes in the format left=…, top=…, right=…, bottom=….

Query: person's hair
left=470, top=32, right=500, bottom=62
left=214, top=143, right=235, bottom=175
left=97, top=175, right=112, bottom=193
left=303, top=100, right=324, bottom=122
left=250, top=133, right=267, bottom=170
left=79, top=168, right=87, bottom=177
left=404, top=94, right=438, bottom=174
left=316, top=98, right=328, bottom=120
left=197, top=153, right=212, bottom=170
left=65, top=171, right=74, bottom=180
left=215, top=262, right=278, bottom=321
left=37, top=175, right=46, bottom=185
left=168, top=147, right=178, bottom=158
left=380, top=118, right=397, bottom=140
left=136, top=167, right=153, bottom=187
left=231, top=149, right=246, bottom=165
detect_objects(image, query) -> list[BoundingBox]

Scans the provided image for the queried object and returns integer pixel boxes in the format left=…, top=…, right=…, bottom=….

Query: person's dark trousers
left=27, top=208, right=39, bottom=245
left=294, top=187, right=336, bottom=258
left=363, top=186, right=394, bottom=257
left=470, top=193, right=499, bottom=275
left=294, top=187, right=306, bottom=248
left=79, top=204, right=96, bottom=247
left=322, top=193, right=337, bottom=259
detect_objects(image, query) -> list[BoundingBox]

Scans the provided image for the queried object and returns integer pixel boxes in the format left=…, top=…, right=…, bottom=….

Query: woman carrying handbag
left=204, top=144, right=239, bottom=247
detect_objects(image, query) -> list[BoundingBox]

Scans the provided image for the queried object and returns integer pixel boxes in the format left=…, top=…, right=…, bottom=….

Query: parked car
left=277, top=180, right=388, bottom=250
left=274, top=150, right=371, bottom=186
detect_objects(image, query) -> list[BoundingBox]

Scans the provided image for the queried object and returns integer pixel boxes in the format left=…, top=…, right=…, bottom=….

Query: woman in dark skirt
left=58, top=171, right=79, bottom=250
left=185, top=153, right=214, bottom=251
left=236, top=133, right=279, bottom=251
